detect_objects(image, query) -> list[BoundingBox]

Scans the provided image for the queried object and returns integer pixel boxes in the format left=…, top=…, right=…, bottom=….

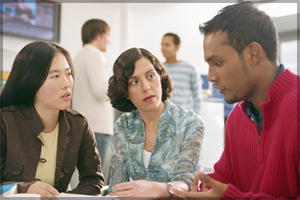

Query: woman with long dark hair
left=0, top=42, right=104, bottom=197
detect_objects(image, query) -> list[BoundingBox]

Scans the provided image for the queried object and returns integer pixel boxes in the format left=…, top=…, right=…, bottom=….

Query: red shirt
left=204, top=69, right=299, bottom=198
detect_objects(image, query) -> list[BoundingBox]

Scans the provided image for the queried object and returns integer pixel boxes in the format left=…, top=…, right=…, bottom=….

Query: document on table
left=58, top=193, right=119, bottom=199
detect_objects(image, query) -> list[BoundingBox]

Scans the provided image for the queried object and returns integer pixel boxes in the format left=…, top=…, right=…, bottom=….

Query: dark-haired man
left=171, top=2, right=299, bottom=199
left=161, top=33, right=202, bottom=115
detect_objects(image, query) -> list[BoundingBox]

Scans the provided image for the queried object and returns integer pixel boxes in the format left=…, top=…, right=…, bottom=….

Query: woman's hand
left=108, top=180, right=169, bottom=198
left=27, top=181, right=59, bottom=197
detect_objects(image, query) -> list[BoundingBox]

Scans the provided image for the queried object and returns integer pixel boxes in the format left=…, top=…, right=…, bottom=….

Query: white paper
left=58, top=193, right=119, bottom=199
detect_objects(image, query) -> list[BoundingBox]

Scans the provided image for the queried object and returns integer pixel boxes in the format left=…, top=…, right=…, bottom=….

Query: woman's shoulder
left=116, top=110, right=140, bottom=124
left=167, top=100, right=202, bottom=120
left=114, top=110, right=142, bottom=134
left=0, top=105, right=19, bottom=113
left=164, top=101, right=205, bottom=129
left=64, top=108, right=89, bottom=121
left=0, top=105, right=20, bottom=122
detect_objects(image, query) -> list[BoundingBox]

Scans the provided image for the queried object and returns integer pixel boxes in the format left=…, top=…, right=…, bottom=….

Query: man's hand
left=27, top=181, right=59, bottom=197
left=170, top=172, right=228, bottom=200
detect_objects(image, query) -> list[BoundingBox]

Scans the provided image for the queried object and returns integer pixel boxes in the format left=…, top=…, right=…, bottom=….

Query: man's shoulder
left=75, top=45, right=103, bottom=59
left=176, top=61, right=198, bottom=70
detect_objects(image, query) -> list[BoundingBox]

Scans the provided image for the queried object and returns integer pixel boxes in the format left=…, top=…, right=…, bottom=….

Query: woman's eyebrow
left=48, top=68, right=71, bottom=74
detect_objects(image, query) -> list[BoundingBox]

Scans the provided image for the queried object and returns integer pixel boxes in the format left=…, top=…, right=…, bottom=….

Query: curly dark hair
left=107, top=47, right=174, bottom=112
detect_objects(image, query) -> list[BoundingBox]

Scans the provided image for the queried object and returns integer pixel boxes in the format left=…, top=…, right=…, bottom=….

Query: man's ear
left=97, top=33, right=103, bottom=39
left=246, top=42, right=262, bottom=66
left=175, top=44, right=180, bottom=52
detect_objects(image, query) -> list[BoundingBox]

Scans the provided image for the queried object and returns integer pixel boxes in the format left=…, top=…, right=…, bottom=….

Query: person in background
left=161, top=32, right=202, bottom=115
left=0, top=42, right=104, bottom=197
left=171, top=2, right=299, bottom=199
left=72, top=19, right=114, bottom=184
left=106, top=47, right=205, bottom=198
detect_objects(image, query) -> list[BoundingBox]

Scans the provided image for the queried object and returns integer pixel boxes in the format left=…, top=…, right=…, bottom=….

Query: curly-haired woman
left=106, top=47, right=205, bottom=198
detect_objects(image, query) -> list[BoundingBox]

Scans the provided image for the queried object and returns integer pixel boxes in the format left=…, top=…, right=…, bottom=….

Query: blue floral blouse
left=108, top=100, right=205, bottom=192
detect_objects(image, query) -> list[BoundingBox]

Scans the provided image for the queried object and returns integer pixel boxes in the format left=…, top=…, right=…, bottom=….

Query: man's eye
left=214, top=61, right=221, bottom=66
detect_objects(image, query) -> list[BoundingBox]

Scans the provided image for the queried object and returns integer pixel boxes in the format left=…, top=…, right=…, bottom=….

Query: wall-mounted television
left=1, top=0, right=61, bottom=42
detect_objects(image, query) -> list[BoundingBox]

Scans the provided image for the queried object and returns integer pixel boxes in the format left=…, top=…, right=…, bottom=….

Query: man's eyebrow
left=206, top=55, right=219, bottom=62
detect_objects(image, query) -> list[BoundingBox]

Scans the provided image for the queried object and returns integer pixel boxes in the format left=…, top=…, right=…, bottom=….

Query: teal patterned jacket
left=108, top=100, right=205, bottom=192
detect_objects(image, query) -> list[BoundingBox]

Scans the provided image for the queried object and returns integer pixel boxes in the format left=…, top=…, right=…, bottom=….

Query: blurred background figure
left=161, top=32, right=202, bottom=115
left=72, top=19, right=114, bottom=185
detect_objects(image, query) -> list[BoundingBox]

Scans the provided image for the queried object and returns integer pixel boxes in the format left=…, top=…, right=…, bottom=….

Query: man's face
left=203, top=30, right=256, bottom=104
left=98, top=31, right=110, bottom=52
left=161, top=35, right=178, bottom=60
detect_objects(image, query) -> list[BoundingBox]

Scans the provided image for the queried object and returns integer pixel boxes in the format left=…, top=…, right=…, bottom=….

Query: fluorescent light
left=257, top=3, right=297, bottom=18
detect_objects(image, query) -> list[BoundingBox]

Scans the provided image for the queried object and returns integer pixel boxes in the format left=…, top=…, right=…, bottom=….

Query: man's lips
left=215, top=86, right=225, bottom=94
left=143, top=95, right=155, bottom=102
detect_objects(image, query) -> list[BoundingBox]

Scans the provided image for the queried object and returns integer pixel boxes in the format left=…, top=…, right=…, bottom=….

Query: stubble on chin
left=225, top=94, right=240, bottom=104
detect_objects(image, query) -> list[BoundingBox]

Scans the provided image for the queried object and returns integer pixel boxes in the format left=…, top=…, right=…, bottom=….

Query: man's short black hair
left=199, top=2, right=279, bottom=63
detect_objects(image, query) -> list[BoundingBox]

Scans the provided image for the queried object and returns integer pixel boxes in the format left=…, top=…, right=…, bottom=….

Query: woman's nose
left=142, top=81, right=151, bottom=91
left=62, top=75, right=72, bottom=89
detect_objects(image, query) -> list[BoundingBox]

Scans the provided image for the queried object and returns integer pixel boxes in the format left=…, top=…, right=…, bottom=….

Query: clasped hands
left=107, top=173, right=228, bottom=199
left=171, top=172, right=228, bottom=200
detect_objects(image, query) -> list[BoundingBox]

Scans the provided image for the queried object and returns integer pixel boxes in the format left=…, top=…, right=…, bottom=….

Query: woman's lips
left=143, top=95, right=155, bottom=102
left=62, top=92, right=71, bottom=100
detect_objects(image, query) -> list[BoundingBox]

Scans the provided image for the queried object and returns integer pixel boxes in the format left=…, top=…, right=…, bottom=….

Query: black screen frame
left=1, top=0, right=61, bottom=43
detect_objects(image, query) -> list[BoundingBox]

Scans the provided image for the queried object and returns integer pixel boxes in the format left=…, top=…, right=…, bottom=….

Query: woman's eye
left=130, top=80, right=137, bottom=85
left=52, top=75, right=59, bottom=78
left=148, top=74, right=155, bottom=79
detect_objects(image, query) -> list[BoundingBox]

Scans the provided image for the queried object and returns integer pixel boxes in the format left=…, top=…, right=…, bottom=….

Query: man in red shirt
left=171, top=2, right=299, bottom=199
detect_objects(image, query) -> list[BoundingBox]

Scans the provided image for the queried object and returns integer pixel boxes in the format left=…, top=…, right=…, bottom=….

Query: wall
left=128, top=3, right=233, bottom=75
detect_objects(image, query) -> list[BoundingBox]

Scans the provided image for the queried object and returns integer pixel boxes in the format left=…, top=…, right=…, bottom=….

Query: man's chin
left=224, top=96, right=239, bottom=104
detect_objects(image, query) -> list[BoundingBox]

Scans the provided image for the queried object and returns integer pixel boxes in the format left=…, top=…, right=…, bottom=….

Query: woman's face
left=34, top=52, right=73, bottom=112
left=127, top=56, right=163, bottom=113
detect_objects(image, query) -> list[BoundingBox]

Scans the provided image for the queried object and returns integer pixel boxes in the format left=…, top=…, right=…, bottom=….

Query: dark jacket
left=0, top=104, right=104, bottom=195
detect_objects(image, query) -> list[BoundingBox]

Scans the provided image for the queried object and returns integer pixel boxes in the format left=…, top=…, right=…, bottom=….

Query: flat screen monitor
left=1, top=0, right=61, bottom=42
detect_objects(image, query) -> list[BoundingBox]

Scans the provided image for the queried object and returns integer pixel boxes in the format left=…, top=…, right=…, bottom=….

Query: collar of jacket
left=22, top=104, right=70, bottom=138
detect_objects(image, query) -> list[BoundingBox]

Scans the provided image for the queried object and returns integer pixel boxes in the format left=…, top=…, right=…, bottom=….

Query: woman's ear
left=247, top=42, right=262, bottom=66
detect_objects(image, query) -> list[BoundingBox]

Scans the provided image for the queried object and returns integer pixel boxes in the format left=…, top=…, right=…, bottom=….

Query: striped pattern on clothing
left=164, top=61, right=202, bottom=115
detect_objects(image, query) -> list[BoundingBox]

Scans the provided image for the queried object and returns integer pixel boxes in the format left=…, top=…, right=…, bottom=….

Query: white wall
left=128, top=3, right=233, bottom=75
